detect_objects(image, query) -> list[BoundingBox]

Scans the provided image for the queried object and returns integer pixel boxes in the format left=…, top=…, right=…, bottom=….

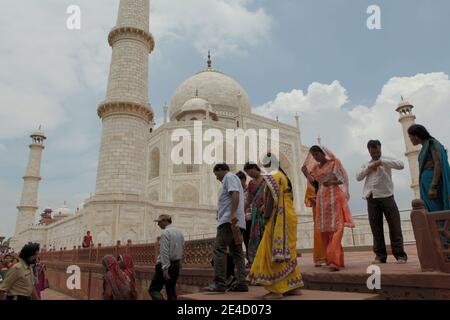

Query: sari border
left=247, top=259, right=299, bottom=285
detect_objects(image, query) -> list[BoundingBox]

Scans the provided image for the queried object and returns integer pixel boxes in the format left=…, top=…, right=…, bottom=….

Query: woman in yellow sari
left=247, top=153, right=303, bottom=299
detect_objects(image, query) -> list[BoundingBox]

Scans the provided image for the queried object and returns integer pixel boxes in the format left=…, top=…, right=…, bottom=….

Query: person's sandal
left=329, top=264, right=340, bottom=272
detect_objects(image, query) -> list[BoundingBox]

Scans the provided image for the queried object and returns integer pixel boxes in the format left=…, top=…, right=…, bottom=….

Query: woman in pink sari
left=33, top=257, right=48, bottom=299
left=302, top=145, right=355, bottom=271
left=118, top=253, right=138, bottom=300
left=102, top=255, right=132, bottom=300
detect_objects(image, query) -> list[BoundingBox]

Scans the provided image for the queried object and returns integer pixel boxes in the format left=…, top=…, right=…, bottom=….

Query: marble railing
left=40, top=238, right=215, bottom=268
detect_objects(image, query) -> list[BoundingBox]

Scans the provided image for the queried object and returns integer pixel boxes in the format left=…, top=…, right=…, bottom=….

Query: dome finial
left=207, top=51, right=212, bottom=69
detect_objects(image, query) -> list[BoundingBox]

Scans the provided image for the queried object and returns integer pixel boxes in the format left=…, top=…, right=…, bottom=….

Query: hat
left=154, top=214, right=172, bottom=223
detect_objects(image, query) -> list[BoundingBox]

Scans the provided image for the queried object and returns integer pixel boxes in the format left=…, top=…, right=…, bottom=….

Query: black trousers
left=149, top=261, right=180, bottom=301
left=243, top=219, right=252, bottom=260
left=213, top=223, right=246, bottom=289
left=367, top=195, right=408, bottom=262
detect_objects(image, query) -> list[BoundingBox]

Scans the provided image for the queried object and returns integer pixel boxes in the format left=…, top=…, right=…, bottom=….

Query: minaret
left=163, top=102, right=169, bottom=124
left=12, top=127, right=46, bottom=249
left=95, top=0, right=154, bottom=196
left=396, top=98, right=420, bottom=198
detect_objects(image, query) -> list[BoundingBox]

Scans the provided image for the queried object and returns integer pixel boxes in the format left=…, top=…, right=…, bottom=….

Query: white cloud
left=0, top=0, right=271, bottom=141
left=151, top=0, right=272, bottom=56
left=255, top=72, right=450, bottom=212
left=0, top=179, right=20, bottom=237
left=0, top=1, right=273, bottom=236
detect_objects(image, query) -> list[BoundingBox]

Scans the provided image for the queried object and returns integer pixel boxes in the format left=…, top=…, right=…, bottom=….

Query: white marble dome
left=56, top=203, right=72, bottom=217
left=169, top=69, right=252, bottom=121
left=181, top=97, right=211, bottom=112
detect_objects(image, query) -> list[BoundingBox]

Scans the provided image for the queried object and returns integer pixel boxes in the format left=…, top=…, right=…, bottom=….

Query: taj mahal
left=10, top=0, right=421, bottom=252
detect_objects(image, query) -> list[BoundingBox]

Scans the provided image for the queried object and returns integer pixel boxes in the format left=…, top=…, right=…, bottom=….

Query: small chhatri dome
left=176, top=90, right=218, bottom=121
left=56, top=201, right=73, bottom=217
left=396, top=96, right=414, bottom=114
left=31, top=125, right=46, bottom=139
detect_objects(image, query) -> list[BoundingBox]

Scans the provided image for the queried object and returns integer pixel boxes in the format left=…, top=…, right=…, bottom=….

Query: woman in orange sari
left=303, top=181, right=327, bottom=267
left=302, top=146, right=355, bottom=271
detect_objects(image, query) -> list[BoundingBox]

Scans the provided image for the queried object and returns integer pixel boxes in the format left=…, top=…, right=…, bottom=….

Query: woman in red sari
left=302, top=145, right=355, bottom=271
left=102, top=255, right=132, bottom=300
left=118, top=253, right=138, bottom=300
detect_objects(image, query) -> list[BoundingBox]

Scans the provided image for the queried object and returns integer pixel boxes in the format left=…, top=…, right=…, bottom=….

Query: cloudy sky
left=1, top=0, right=449, bottom=238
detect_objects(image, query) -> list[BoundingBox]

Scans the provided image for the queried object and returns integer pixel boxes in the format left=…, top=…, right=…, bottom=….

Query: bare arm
left=244, top=192, right=253, bottom=212
left=230, top=191, right=239, bottom=225
left=302, top=165, right=316, bottom=185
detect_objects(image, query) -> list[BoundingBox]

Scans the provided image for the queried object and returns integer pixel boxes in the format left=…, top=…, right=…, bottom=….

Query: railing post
left=96, top=243, right=101, bottom=264
left=410, top=199, right=439, bottom=272
left=115, top=241, right=121, bottom=258
left=88, top=244, right=92, bottom=263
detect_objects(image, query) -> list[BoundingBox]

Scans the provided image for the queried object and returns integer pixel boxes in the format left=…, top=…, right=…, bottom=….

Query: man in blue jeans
left=203, top=163, right=248, bottom=293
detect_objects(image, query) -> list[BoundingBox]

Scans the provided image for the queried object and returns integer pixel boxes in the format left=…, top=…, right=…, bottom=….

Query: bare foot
left=284, top=288, right=302, bottom=296
left=262, top=292, right=284, bottom=300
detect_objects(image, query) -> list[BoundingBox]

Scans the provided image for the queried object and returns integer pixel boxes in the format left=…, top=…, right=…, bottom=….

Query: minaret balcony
left=108, top=26, right=155, bottom=53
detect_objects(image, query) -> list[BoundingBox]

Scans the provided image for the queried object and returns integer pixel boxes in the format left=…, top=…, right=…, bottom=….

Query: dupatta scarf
left=303, top=146, right=354, bottom=231
left=102, top=255, right=132, bottom=300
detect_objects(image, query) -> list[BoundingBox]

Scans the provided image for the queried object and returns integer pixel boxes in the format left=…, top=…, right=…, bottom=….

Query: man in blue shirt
left=203, top=163, right=248, bottom=293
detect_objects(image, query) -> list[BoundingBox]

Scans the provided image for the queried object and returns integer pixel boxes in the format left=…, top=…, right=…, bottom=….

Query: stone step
left=179, top=286, right=379, bottom=300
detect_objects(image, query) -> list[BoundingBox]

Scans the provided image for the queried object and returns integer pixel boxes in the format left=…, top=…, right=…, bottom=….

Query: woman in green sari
left=408, top=124, right=450, bottom=211
left=243, top=162, right=266, bottom=266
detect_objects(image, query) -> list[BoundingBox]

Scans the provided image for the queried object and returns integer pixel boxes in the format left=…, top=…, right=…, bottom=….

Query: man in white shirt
left=356, top=140, right=408, bottom=264
left=149, top=214, right=184, bottom=300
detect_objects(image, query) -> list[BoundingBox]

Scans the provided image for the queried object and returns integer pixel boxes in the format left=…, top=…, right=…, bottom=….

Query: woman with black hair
left=302, top=146, right=355, bottom=271
left=247, top=154, right=303, bottom=299
left=243, top=163, right=266, bottom=267
left=408, top=124, right=450, bottom=211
